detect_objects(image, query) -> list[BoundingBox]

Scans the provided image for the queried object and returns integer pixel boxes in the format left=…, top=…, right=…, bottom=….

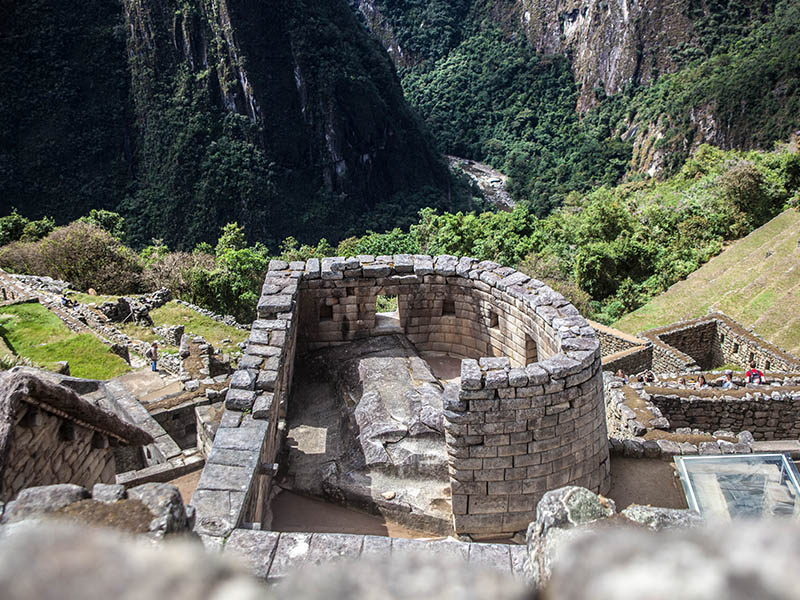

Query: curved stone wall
left=191, top=255, right=610, bottom=542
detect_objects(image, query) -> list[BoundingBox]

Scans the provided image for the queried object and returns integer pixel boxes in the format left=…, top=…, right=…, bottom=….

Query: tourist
left=643, top=369, right=655, bottom=383
left=696, top=375, right=709, bottom=389
left=615, top=369, right=628, bottom=383
left=745, top=362, right=765, bottom=385
left=146, top=342, right=159, bottom=372
left=721, top=372, right=735, bottom=390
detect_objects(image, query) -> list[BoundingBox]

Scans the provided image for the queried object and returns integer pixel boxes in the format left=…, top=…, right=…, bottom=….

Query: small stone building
left=0, top=369, right=153, bottom=502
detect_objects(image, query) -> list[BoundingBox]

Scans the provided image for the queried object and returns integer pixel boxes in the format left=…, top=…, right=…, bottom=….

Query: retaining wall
left=651, top=389, right=800, bottom=440
left=641, top=313, right=800, bottom=374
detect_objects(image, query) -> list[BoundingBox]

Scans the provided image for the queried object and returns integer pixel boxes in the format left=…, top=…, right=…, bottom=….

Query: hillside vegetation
left=613, top=209, right=800, bottom=356
left=0, top=0, right=466, bottom=249
left=0, top=144, right=796, bottom=334
left=365, top=0, right=800, bottom=214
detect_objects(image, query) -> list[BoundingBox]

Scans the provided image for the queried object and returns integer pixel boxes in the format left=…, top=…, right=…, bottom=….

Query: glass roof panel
left=674, top=453, right=800, bottom=521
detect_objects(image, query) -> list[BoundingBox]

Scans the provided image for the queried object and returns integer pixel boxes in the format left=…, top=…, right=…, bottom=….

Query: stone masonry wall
left=295, top=255, right=555, bottom=366
left=602, top=346, right=653, bottom=376
left=714, top=317, right=800, bottom=372
left=446, top=354, right=609, bottom=536
left=1, top=405, right=116, bottom=502
left=651, top=390, right=800, bottom=440
left=590, top=320, right=646, bottom=356
left=642, top=313, right=800, bottom=375
left=191, top=263, right=300, bottom=540
left=656, top=320, right=717, bottom=370
left=190, top=255, right=610, bottom=543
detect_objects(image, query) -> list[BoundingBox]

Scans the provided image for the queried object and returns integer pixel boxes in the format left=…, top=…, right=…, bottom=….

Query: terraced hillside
left=614, top=209, right=800, bottom=355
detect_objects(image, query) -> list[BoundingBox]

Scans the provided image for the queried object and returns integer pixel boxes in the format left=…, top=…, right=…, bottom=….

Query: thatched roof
left=0, top=370, right=154, bottom=483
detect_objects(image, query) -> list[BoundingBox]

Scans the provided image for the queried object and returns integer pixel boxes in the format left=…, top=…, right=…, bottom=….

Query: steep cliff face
left=121, top=0, right=452, bottom=247
left=0, top=0, right=453, bottom=248
left=0, top=0, right=132, bottom=222
left=521, top=0, right=693, bottom=111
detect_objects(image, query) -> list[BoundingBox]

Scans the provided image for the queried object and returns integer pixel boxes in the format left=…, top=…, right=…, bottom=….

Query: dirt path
left=607, top=457, right=688, bottom=510
left=269, top=489, right=438, bottom=539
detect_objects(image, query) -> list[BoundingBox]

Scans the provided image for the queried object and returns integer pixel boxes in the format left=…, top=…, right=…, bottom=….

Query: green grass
left=69, top=291, right=120, bottom=305
left=614, top=209, right=800, bottom=356
left=0, top=303, right=130, bottom=379
left=117, top=301, right=247, bottom=353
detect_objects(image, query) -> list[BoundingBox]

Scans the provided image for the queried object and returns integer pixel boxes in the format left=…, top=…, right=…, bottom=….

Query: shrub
left=142, top=251, right=216, bottom=298
left=0, top=222, right=143, bottom=293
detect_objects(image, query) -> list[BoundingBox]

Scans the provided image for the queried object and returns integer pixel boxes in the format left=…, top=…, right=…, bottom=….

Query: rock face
left=120, top=0, right=451, bottom=247
left=526, top=485, right=702, bottom=587
left=283, top=335, right=452, bottom=534
left=547, top=520, right=800, bottom=600
left=521, top=0, right=692, bottom=111
left=0, top=522, right=265, bottom=600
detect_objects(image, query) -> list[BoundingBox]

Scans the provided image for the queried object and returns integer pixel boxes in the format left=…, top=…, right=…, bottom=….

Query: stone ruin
left=594, top=311, right=800, bottom=376
left=0, top=368, right=153, bottom=502
left=191, top=254, right=610, bottom=542
left=4, top=254, right=800, bottom=596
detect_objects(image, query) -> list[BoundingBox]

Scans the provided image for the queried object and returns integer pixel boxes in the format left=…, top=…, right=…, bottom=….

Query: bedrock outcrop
left=281, top=335, right=451, bottom=534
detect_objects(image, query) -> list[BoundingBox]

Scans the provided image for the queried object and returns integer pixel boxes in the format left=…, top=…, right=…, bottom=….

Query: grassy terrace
left=116, top=301, right=247, bottom=354
left=614, top=209, right=800, bottom=356
left=0, top=302, right=129, bottom=379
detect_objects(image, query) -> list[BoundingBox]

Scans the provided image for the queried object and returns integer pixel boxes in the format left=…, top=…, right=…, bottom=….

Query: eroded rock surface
left=282, top=335, right=451, bottom=534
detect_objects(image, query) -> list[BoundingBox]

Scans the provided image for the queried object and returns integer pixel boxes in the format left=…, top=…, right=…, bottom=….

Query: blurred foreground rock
left=546, top=520, right=800, bottom=600
left=2, top=509, right=800, bottom=600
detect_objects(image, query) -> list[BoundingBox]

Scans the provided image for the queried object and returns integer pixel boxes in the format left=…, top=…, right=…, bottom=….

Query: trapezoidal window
left=765, top=360, right=771, bottom=371
left=489, top=311, right=499, bottom=329
left=442, top=300, right=456, bottom=316
left=526, top=334, right=538, bottom=364
left=374, top=294, right=401, bottom=333
left=749, top=352, right=755, bottom=363
left=733, top=343, right=739, bottom=354
left=319, top=302, right=333, bottom=322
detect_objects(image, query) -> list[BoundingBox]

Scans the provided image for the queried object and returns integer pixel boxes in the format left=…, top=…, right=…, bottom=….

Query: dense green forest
left=367, top=0, right=800, bottom=213
left=0, top=0, right=467, bottom=250
left=2, top=145, right=796, bottom=324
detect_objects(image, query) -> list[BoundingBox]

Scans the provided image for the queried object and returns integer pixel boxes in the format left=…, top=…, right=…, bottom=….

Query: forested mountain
left=352, top=0, right=800, bottom=212
left=1, top=0, right=797, bottom=249
left=0, top=0, right=461, bottom=249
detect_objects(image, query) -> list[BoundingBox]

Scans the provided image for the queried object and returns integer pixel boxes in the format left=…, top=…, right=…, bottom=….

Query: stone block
left=92, top=483, right=127, bottom=503
left=306, top=533, right=363, bottom=567
left=479, top=357, right=510, bottom=370
left=485, top=370, right=509, bottom=389
left=252, top=393, right=274, bottom=420
left=196, top=463, right=253, bottom=493
left=256, top=370, right=278, bottom=392
left=508, top=368, right=528, bottom=387
left=225, top=530, right=281, bottom=579
left=460, top=359, right=482, bottom=390
left=230, top=369, right=256, bottom=391
left=225, top=388, right=256, bottom=411
left=257, top=295, right=293, bottom=317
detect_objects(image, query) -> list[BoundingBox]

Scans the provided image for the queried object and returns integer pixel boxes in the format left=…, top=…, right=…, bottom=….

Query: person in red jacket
left=745, top=362, right=765, bottom=384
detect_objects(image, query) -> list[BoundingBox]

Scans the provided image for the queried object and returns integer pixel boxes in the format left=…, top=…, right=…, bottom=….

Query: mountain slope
left=613, top=209, right=800, bottom=355
left=0, top=0, right=458, bottom=249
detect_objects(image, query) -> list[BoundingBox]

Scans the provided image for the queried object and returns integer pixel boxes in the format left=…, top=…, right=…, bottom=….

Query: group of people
left=59, top=295, right=77, bottom=309
left=688, top=362, right=766, bottom=390
left=614, top=369, right=655, bottom=384
left=616, top=362, right=766, bottom=390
